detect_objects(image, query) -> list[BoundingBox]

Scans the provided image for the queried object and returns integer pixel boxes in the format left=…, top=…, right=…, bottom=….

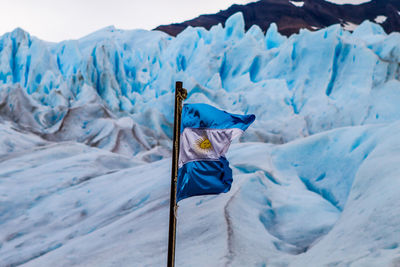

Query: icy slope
left=1, top=121, right=399, bottom=266
left=0, top=13, right=399, bottom=157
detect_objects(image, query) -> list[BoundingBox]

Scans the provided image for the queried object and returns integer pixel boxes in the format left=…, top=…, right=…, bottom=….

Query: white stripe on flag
left=179, top=128, right=243, bottom=168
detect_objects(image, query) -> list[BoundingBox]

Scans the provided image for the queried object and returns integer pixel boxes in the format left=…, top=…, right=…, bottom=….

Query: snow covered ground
left=324, top=0, right=372, bottom=5
left=1, top=120, right=399, bottom=266
left=0, top=12, right=400, bottom=266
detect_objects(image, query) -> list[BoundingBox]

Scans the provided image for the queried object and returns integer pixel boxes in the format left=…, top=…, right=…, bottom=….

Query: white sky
left=0, top=0, right=256, bottom=42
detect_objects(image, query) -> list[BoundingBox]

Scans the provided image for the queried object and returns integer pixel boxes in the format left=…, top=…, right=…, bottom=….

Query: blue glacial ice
left=0, top=12, right=400, bottom=267
left=0, top=13, right=399, bottom=156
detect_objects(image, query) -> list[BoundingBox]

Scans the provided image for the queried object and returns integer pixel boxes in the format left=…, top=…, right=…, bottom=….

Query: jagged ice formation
left=1, top=12, right=400, bottom=267
left=0, top=13, right=399, bottom=158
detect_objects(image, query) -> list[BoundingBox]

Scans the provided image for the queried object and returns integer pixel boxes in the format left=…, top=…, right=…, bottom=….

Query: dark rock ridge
left=154, top=0, right=400, bottom=36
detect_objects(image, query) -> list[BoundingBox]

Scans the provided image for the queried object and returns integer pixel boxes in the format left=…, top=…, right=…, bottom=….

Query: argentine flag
left=177, top=103, right=255, bottom=201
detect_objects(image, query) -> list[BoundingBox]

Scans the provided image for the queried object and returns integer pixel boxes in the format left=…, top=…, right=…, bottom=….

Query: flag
left=177, top=103, right=255, bottom=201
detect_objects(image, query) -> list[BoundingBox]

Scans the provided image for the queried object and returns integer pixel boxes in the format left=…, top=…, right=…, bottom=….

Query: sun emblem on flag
left=195, top=136, right=213, bottom=153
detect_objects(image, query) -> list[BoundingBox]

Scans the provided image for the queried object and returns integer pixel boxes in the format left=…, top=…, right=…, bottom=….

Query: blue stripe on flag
left=181, top=104, right=256, bottom=132
left=177, top=157, right=233, bottom=201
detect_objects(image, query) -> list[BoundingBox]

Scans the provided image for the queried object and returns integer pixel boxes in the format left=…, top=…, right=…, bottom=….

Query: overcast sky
left=0, top=0, right=256, bottom=42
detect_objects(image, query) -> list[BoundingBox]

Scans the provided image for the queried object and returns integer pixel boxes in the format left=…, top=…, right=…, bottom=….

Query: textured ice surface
left=0, top=122, right=399, bottom=266
left=0, top=12, right=400, bottom=266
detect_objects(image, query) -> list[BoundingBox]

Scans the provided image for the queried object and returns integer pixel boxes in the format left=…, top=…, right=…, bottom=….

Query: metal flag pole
left=167, top=81, right=187, bottom=267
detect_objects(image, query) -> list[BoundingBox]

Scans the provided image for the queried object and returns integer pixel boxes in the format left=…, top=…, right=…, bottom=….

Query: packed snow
left=289, top=1, right=305, bottom=7
left=374, top=15, right=388, bottom=24
left=324, top=0, right=371, bottom=5
left=0, top=12, right=400, bottom=266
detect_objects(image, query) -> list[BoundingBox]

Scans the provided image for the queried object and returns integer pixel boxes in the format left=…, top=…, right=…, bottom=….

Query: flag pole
left=168, top=81, right=187, bottom=267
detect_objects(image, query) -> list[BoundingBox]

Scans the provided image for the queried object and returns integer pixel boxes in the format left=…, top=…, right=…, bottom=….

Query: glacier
left=1, top=13, right=399, bottom=156
left=0, top=12, right=400, bottom=266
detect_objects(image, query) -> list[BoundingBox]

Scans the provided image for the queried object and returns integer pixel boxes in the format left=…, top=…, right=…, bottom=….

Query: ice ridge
left=0, top=13, right=399, bottom=158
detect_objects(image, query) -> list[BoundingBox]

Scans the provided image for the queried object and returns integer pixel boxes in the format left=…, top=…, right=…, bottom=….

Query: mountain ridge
left=154, top=0, right=400, bottom=36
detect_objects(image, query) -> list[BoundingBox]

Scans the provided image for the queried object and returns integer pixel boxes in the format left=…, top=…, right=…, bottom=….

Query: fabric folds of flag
left=177, top=103, right=255, bottom=201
